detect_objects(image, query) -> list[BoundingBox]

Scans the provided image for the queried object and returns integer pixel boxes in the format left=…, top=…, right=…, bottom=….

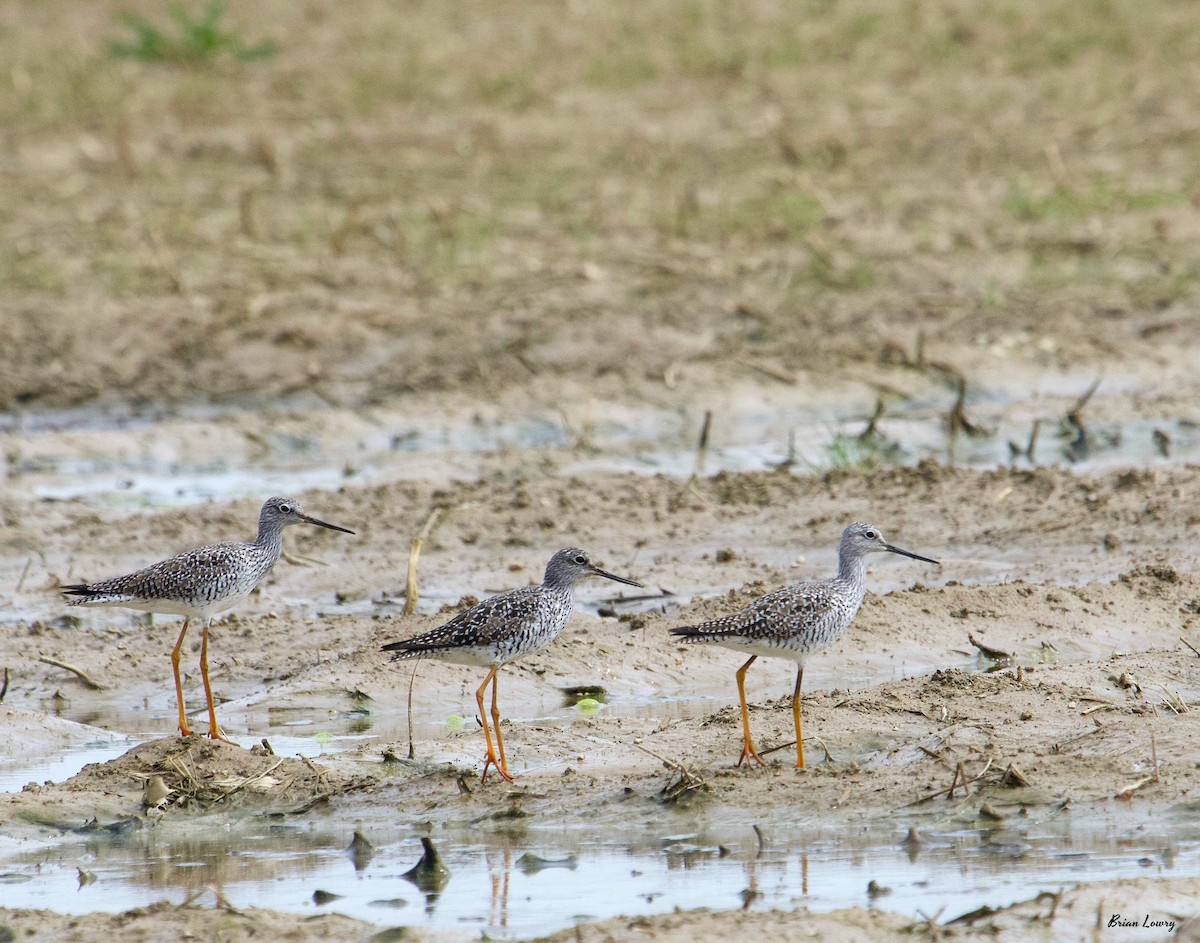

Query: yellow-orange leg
left=490, top=668, right=510, bottom=778
left=476, top=666, right=513, bottom=783
left=792, top=665, right=806, bottom=769
left=170, top=618, right=193, bottom=737
left=199, top=620, right=230, bottom=741
left=735, top=655, right=766, bottom=767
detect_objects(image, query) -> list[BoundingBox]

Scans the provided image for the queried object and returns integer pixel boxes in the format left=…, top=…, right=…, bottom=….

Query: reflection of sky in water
left=2, top=819, right=1194, bottom=938
left=13, top=385, right=1200, bottom=508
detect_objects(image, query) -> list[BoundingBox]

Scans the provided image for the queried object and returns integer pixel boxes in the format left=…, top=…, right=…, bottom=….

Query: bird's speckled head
left=543, top=548, right=643, bottom=590
left=259, top=497, right=355, bottom=534
left=839, top=522, right=890, bottom=556
left=839, top=522, right=938, bottom=564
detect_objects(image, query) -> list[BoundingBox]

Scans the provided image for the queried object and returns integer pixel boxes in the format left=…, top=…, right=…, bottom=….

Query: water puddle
left=2, top=812, right=1193, bottom=936
left=4, top=374, right=1198, bottom=509
left=0, top=739, right=135, bottom=794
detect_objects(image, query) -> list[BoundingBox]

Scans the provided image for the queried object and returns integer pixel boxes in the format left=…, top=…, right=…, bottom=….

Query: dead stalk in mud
left=759, top=735, right=831, bottom=764
left=905, top=758, right=995, bottom=806
left=282, top=550, right=328, bottom=567
left=38, top=656, right=106, bottom=690
left=407, top=664, right=418, bottom=760
left=1180, top=636, right=1200, bottom=659
left=15, top=555, right=32, bottom=592
left=736, top=358, right=797, bottom=386
left=693, top=410, right=713, bottom=477
left=632, top=740, right=707, bottom=801
left=404, top=508, right=443, bottom=616
left=968, top=633, right=1012, bottom=660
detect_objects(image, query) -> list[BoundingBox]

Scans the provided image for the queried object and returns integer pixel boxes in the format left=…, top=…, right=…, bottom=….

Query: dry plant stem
left=736, top=358, right=796, bottom=385
left=905, top=758, right=995, bottom=806
left=14, top=556, right=32, bottom=592
left=217, top=758, right=286, bottom=802
left=282, top=550, right=327, bottom=567
left=1067, top=377, right=1102, bottom=427
left=968, top=633, right=1012, bottom=659
left=404, top=508, right=442, bottom=616
left=694, top=410, right=712, bottom=477
left=407, top=664, right=417, bottom=760
left=1180, top=636, right=1200, bottom=658
left=37, top=656, right=106, bottom=691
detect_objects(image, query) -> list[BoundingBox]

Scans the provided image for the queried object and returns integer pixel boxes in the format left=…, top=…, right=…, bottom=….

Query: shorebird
left=670, top=522, right=938, bottom=769
left=63, top=497, right=354, bottom=740
left=382, top=548, right=643, bottom=783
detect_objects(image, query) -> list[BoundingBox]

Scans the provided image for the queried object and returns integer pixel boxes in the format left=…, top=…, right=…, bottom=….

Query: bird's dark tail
left=61, top=584, right=98, bottom=598
left=669, top=624, right=718, bottom=641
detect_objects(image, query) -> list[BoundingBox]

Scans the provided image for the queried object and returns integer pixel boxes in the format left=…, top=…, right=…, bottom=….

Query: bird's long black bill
left=885, top=544, right=939, bottom=565
left=300, top=513, right=356, bottom=535
left=590, top=566, right=644, bottom=588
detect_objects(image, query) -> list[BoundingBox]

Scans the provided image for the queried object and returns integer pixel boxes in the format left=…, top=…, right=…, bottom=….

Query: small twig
left=0, top=667, right=8, bottom=703
left=1115, top=775, right=1156, bottom=800
left=904, top=758, right=994, bottom=806
left=694, top=410, right=713, bottom=477
left=215, top=758, right=286, bottom=802
left=968, top=633, right=1012, bottom=660
left=38, top=656, right=106, bottom=691
left=1067, top=377, right=1101, bottom=428
left=15, top=556, right=32, bottom=593
left=282, top=550, right=329, bottom=567
left=859, top=398, right=885, bottom=440
left=631, top=740, right=707, bottom=800
left=947, top=761, right=965, bottom=799
left=280, top=547, right=328, bottom=561
left=736, top=358, right=797, bottom=386
left=947, top=377, right=989, bottom=438
left=1180, top=636, right=1200, bottom=659
left=404, top=508, right=443, bottom=616
left=407, top=664, right=418, bottom=760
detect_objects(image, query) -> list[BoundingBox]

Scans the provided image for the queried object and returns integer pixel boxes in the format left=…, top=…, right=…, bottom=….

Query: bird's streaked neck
left=836, top=548, right=869, bottom=589
left=255, top=516, right=287, bottom=561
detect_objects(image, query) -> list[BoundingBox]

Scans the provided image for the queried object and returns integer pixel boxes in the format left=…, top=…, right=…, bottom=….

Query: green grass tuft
left=110, top=0, right=279, bottom=65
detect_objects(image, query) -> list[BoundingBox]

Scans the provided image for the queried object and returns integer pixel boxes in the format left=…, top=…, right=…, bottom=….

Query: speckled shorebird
left=62, top=497, right=354, bottom=740
left=671, top=522, right=938, bottom=769
left=382, top=548, right=643, bottom=783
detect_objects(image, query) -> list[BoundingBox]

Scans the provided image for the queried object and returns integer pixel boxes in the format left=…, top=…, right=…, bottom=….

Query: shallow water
left=3, top=806, right=1193, bottom=937
left=6, top=375, right=1198, bottom=509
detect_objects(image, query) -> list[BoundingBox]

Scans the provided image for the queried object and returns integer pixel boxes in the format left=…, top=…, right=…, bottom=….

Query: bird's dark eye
left=279, top=504, right=292, bottom=514
left=865, top=530, right=878, bottom=540
left=574, top=554, right=587, bottom=565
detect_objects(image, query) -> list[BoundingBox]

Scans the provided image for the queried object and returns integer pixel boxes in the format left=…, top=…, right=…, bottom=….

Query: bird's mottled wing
left=383, top=586, right=542, bottom=657
left=64, top=542, right=251, bottom=605
left=670, top=580, right=839, bottom=644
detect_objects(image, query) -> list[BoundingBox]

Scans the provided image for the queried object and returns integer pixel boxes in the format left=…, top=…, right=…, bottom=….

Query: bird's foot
left=480, top=754, right=515, bottom=784
left=737, top=742, right=767, bottom=768
left=205, top=723, right=237, bottom=745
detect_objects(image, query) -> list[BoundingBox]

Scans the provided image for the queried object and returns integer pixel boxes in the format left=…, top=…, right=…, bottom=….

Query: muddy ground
left=2, top=463, right=1200, bottom=940
left=4, top=0, right=1200, bottom=940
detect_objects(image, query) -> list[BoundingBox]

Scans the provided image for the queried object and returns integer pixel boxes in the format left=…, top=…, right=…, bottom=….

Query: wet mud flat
left=1, top=464, right=1200, bottom=941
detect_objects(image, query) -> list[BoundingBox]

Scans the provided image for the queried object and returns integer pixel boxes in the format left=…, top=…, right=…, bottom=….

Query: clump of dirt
left=0, top=901, right=378, bottom=943
left=63, top=737, right=372, bottom=815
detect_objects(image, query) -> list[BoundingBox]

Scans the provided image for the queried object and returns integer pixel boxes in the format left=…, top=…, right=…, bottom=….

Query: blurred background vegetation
left=1, top=0, right=1195, bottom=410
